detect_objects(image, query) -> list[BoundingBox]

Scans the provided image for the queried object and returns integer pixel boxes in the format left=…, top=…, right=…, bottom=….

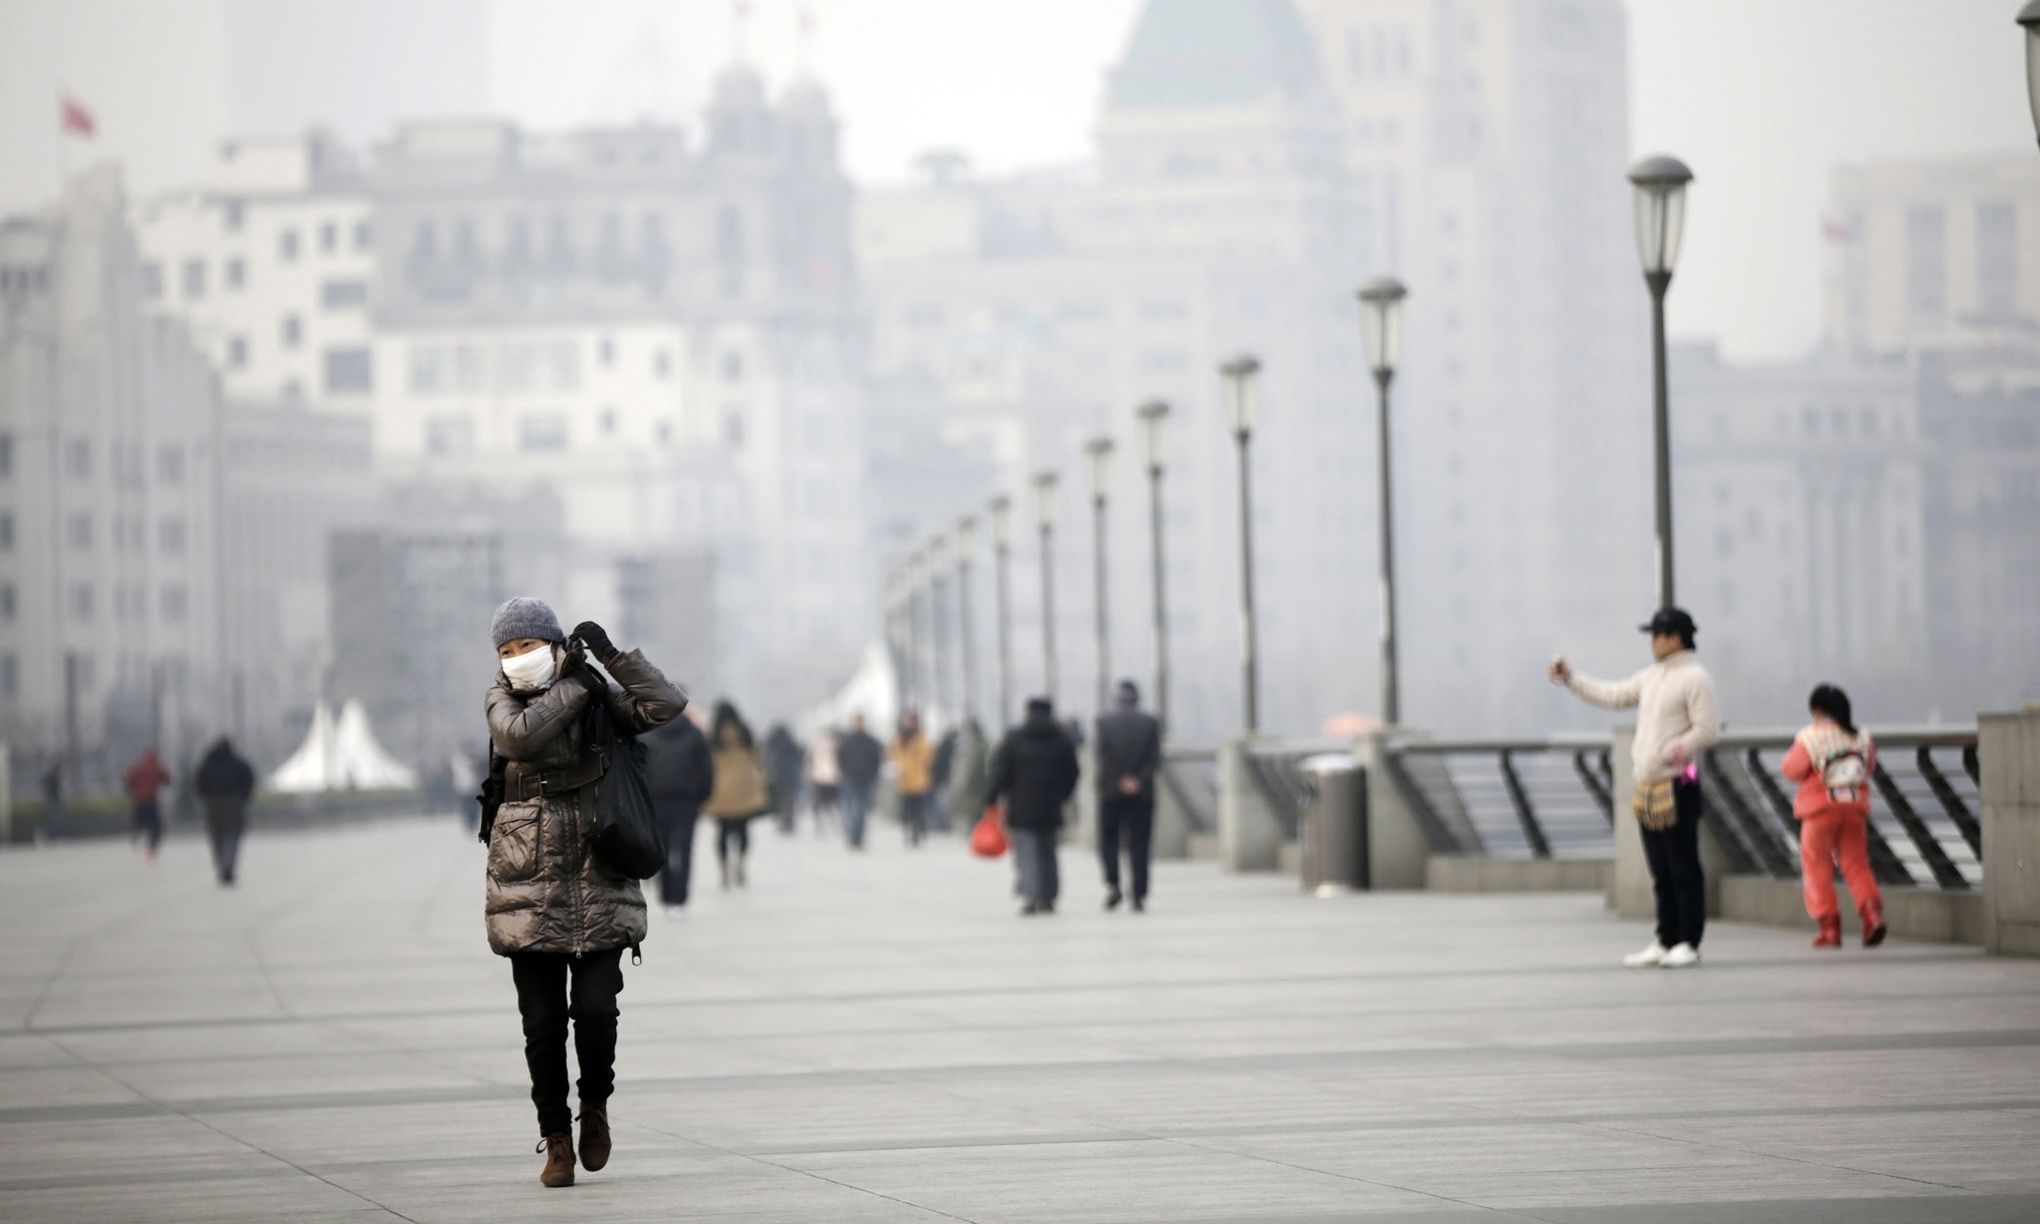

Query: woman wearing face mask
left=485, top=596, right=685, bottom=1188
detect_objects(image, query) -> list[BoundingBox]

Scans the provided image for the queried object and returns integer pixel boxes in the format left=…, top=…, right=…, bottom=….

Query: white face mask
left=501, top=643, right=558, bottom=692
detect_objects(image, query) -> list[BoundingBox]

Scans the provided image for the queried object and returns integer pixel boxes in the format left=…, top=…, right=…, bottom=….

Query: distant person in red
left=122, top=749, right=172, bottom=864
left=1781, top=684, right=1886, bottom=950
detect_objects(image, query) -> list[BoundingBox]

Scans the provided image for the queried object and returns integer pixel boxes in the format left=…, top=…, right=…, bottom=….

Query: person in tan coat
left=484, top=597, right=685, bottom=1187
left=702, top=700, right=771, bottom=888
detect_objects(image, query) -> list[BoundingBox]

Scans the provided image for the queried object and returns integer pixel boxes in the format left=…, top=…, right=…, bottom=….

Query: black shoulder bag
left=582, top=700, right=665, bottom=879
left=476, top=749, right=506, bottom=845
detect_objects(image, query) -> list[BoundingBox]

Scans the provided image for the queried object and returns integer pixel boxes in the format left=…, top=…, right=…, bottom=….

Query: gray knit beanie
left=490, top=596, right=565, bottom=648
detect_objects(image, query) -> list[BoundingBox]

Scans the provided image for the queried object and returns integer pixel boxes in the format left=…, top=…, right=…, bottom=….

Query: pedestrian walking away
left=930, top=726, right=957, bottom=833
left=122, top=748, right=173, bottom=864
left=1095, top=679, right=1163, bottom=912
left=482, top=597, right=685, bottom=1187
left=986, top=697, right=1080, bottom=915
left=703, top=701, right=771, bottom=888
left=890, top=710, right=937, bottom=846
left=193, top=737, right=256, bottom=886
left=837, top=714, right=883, bottom=849
left=764, top=723, right=805, bottom=835
left=945, top=718, right=990, bottom=843
left=40, top=759, right=65, bottom=840
left=1782, top=683, right=1886, bottom=950
left=1550, top=607, right=1719, bottom=968
left=807, top=729, right=843, bottom=835
left=642, top=705, right=714, bottom=914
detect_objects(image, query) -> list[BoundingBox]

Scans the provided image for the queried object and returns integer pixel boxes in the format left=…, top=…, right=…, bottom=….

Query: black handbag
left=582, top=700, right=665, bottom=879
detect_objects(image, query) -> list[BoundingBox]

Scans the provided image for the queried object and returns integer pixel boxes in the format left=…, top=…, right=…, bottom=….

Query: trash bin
left=1299, top=753, right=1367, bottom=893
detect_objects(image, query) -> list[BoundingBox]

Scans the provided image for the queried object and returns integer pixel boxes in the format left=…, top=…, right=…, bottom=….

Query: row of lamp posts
left=889, top=157, right=1698, bottom=734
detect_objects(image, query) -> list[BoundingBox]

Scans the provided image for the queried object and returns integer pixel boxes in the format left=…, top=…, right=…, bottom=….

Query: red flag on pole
left=60, top=95, right=95, bottom=139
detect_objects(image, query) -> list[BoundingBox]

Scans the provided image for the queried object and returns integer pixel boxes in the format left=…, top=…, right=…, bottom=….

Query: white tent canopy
left=794, top=643, right=902, bottom=743
left=268, top=700, right=420, bottom=793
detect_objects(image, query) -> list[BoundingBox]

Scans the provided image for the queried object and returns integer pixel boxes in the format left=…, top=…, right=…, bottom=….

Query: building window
left=653, top=349, right=672, bottom=379
left=158, top=445, right=184, bottom=485
left=353, top=219, right=372, bottom=250
left=323, top=347, right=373, bottom=394
left=500, top=341, right=581, bottom=393
left=280, top=228, right=300, bottom=262
left=141, top=261, right=163, bottom=297
left=320, top=278, right=368, bottom=309
left=518, top=414, right=569, bottom=452
left=1978, top=201, right=2017, bottom=318
left=0, top=655, right=12, bottom=696
left=721, top=351, right=744, bottom=381
left=159, top=517, right=186, bottom=555
left=225, top=257, right=245, bottom=290
left=0, top=433, right=11, bottom=477
left=425, top=414, right=476, bottom=455
left=224, top=200, right=245, bottom=231
left=599, top=408, right=617, bottom=436
left=723, top=407, right=745, bottom=447
left=70, top=582, right=93, bottom=621
left=162, top=584, right=187, bottom=622
left=716, top=206, right=744, bottom=298
left=182, top=258, right=206, bottom=299
left=67, top=512, right=92, bottom=550
left=0, top=584, right=11, bottom=622
left=284, top=377, right=303, bottom=401
left=598, top=336, right=615, bottom=367
left=0, top=511, right=11, bottom=549
left=228, top=336, right=248, bottom=368
left=66, top=439, right=90, bottom=479
left=1905, top=205, right=1946, bottom=322
left=320, top=221, right=337, bottom=253
left=656, top=421, right=671, bottom=446
left=281, top=313, right=302, bottom=349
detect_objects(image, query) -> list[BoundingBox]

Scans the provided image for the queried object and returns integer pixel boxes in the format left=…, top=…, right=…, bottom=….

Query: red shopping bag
left=970, top=806, right=1007, bottom=858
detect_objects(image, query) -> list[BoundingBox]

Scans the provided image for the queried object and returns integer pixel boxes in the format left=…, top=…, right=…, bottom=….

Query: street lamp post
left=905, top=548, right=928, bottom=711
left=885, top=566, right=909, bottom=706
left=928, top=536, right=951, bottom=723
left=988, top=495, right=1014, bottom=728
left=1627, top=154, right=1694, bottom=610
left=1357, top=276, right=1408, bottom=728
left=1032, top=470, right=1061, bottom=707
left=2022, top=2, right=2040, bottom=147
left=1084, top=436, right=1115, bottom=717
left=1219, top=355, right=1262, bottom=733
left=955, top=516, right=979, bottom=727
left=1136, top=400, right=1171, bottom=730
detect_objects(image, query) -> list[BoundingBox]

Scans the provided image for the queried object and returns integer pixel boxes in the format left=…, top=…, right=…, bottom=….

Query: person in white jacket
left=1550, top=607, right=1720, bottom=969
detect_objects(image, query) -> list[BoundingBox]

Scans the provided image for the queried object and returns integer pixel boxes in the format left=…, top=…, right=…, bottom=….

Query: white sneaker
left=1622, top=942, right=1669, bottom=968
left=1659, top=943, right=1701, bottom=968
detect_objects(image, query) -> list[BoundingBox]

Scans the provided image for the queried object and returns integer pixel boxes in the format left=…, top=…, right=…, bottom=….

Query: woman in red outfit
left=1780, top=684, right=1886, bottom=949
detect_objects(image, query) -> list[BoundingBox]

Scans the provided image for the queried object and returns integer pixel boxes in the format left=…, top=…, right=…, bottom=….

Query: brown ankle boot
left=578, top=1102, right=611, bottom=1172
left=1862, top=899, right=1887, bottom=948
left=537, top=1132, right=575, bottom=1187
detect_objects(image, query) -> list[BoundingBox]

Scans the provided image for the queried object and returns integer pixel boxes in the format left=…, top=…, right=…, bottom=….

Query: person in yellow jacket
left=889, top=710, right=936, bottom=847
left=703, top=701, right=771, bottom=888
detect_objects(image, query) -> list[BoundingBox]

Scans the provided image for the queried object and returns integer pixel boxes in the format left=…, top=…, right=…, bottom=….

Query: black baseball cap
left=1639, top=607, right=1697, bottom=638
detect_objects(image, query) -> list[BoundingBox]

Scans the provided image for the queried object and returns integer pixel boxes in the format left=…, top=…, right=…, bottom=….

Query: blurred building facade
left=859, top=0, right=1643, bottom=737
left=0, top=168, right=226, bottom=788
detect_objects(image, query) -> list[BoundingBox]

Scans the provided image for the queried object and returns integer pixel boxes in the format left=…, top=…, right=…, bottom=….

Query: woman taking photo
left=1780, top=683, right=1886, bottom=950
left=483, top=597, right=685, bottom=1187
left=703, top=701, right=771, bottom=887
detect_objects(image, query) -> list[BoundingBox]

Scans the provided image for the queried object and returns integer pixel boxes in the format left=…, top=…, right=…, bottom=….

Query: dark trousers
left=1098, top=795, right=1154, bottom=901
left=1640, top=779, right=1707, bottom=949
left=131, top=800, right=163, bottom=852
left=900, top=791, right=931, bottom=845
left=1012, top=826, right=1060, bottom=907
left=657, top=805, right=699, bottom=906
left=716, top=817, right=751, bottom=863
left=203, top=801, right=247, bottom=883
left=510, top=948, right=624, bottom=1137
left=843, top=780, right=875, bottom=847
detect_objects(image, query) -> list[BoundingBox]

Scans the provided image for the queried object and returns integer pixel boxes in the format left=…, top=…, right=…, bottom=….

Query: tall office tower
left=0, top=167, right=225, bottom=774
left=1293, top=0, right=1649, bottom=730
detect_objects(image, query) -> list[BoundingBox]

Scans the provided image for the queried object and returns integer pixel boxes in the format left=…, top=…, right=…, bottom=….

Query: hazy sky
left=0, top=0, right=2028, bottom=359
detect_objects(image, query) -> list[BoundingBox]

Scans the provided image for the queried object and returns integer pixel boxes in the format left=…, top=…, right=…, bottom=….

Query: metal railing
left=1382, top=727, right=1981, bottom=891
left=1243, top=738, right=1353, bottom=841
left=1157, top=744, right=1220, bottom=835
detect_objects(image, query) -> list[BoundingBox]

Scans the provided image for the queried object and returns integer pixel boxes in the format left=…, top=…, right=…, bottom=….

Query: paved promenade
left=2, top=817, right=2037, bottom=1223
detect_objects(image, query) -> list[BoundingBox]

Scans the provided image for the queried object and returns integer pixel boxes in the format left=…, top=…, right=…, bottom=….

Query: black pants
left=1098, top=795, right=1154, bottom=901
left=657, top=805, right=699, bottom=906
left=510, top=948, right=624, bottom=1137
left=131, top=800, right=162, bottom=852
left=716, top=817, right=751, bottom=863
left=1640, top=779, right=1706, bottom=949
left=203, top=801, right=247, bottom=883
left=900, top=791, right=931, bottom=845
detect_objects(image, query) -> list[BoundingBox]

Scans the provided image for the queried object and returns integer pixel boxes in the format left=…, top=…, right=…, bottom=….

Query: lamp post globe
left=1356, top=275, right=1409, bottom=727
left=1627, top=153, right=1694, bottom=610
left=2022, top=1, right=2040, bottom=148
left=1135, top=400, right=1172, bottom=729
left=1218, top=354, right=1263, bottom=733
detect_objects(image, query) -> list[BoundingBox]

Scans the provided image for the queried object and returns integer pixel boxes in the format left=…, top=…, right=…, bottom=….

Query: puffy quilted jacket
left=483, top=650, right=685, bottom=957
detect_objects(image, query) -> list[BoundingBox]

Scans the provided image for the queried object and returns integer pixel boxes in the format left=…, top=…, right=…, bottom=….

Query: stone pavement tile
left=1639, top=1048, right=2040, bottom=1105
left=0, top=1114, right=270, bottom=1184
left=0, top=1172, right=396, bottom=1224
left=772, top=1136, right=1462, bottom=1224
left=194, top=1099, right=532, bottom=1167
left=1601, top=1107, right=2040, bottom=1193
left=0, top=1033, right=72, bottom=1069
left=0, top=1063, right=153, bottom=1109
left=77, top=1047, right=488, bottom=1103
left=1525, top=1192, right=2040, bottom=1223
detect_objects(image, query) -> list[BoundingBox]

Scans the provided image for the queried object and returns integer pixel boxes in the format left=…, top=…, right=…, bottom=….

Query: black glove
left=571, top=621, right=617, bottom=663
left=557, top=645, right=609, bottom=698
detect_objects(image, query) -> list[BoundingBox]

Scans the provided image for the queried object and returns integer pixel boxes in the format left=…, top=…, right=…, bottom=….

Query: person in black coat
left=1095, top=679, right=1164, bottom=912
left=642, top=709, right=715, bottom=911
left=763, top=724, right=804, bottom=835
left=836, top=714, right=884, bottom=849
left=985, top=697, right=1080, bottom=915
left=193, top=737, right=257, bottom=886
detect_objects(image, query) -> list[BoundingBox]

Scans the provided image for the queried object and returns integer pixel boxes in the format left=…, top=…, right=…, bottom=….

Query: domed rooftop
left=1106, top=0, right=1325, bottom=111
left=710, top=61, right=769, bottom=111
